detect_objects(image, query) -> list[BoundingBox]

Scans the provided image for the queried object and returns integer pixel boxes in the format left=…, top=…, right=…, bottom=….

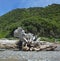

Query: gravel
left=0, top=50, right=60, bottom=61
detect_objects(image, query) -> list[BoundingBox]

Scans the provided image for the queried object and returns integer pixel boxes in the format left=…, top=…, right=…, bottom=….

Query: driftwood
left=0, top=39, right=18, bottom=50
left=14, top=27, right=57, bottom=51
left=0, top=39, right=57, bottom=51
left=21, top=41, right=57, bottom=51
left=0, top=27, right=57, bottom=51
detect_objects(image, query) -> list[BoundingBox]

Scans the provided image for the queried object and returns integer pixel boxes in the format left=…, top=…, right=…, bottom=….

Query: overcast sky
left=0, top=0, right=60, bottom=16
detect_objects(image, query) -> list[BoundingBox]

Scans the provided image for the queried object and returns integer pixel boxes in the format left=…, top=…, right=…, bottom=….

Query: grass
left=40, top=37, right=60, bottom=43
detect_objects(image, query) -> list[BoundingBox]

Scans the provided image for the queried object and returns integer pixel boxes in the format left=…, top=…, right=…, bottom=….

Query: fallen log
left=0, top=38, right=57, bottom=51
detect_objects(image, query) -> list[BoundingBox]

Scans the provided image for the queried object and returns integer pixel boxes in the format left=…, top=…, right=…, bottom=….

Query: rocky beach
left=0, top=50, right=60, bottom=61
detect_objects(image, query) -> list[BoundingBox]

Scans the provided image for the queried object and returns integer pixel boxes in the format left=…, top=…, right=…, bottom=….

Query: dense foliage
left=0, top=4, right=60, bottom=38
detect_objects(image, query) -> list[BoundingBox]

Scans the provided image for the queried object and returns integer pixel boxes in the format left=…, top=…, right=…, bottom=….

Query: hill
left=0, top=4, right=60, bottom=38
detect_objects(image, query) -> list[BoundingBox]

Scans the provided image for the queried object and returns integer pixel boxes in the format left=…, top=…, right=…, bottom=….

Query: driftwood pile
left=14, top=27, right=57, bottom=51
left=0, top=39, right=57, bottom=51
left=17, top=41, right=57, bottom=51
left=0, top=27, right=57, bottom=51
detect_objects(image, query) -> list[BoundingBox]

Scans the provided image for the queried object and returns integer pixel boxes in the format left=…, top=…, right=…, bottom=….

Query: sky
left=0, top=0, right=60, bottom=16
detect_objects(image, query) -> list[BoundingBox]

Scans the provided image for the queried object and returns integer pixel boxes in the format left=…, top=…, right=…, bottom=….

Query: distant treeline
left=0, top=4, right=60, bottom=38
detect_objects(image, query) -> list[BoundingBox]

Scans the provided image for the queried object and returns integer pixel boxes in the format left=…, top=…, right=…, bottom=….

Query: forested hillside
left=0, top=4, right=60, bottom=38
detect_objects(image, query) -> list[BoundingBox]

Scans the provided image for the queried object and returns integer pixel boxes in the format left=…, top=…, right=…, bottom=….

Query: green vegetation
left=40, top=37, right=55, bottom=42
left=0, top=4, right=60, bottom=39
left=40, top=37, right=60, bottom=43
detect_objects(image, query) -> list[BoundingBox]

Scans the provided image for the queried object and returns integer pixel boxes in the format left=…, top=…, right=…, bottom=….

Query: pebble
left=0, top=50, right=60, bottom=61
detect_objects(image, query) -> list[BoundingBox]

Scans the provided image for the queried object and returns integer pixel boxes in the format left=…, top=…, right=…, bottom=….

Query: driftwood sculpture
left=14, top=27, right=57, bottom=51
